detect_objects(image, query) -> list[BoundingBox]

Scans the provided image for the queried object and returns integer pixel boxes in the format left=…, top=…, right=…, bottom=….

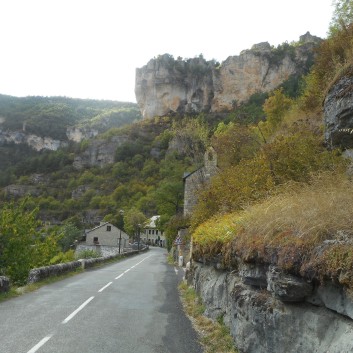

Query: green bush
left=49, top=250, right=76, bottom=265
left=75, top=249, right=100, bottom=259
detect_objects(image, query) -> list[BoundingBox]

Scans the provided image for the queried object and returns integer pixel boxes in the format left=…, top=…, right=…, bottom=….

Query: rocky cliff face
left=135, top=33, right=321, bottom=119
left=324, top=74, right=353, bottom=150
left=0, top=129, right=68, bottom=151
left=135, top=54, right=214, bottom=119
left=188, top=261, right=353, bottom=353
left=66, top=126, right=99, bottom=143
left=73, top=135, right=129, bottom=169
left=0, top=125, right=102, bottom=151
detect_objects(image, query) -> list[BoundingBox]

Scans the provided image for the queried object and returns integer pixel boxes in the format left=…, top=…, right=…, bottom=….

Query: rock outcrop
left=136, top=33, right=321, bottom=119
left=66, top=126, right=99, bottom=143
left=73, top=135, right=129, bottom=169
left=188, top=261, right=353, bottom=353
left=3, top=184, right=42, bottom=197
left=324, top=74, right=353, bottom=150
left=0, top=129, right=67, bottom=151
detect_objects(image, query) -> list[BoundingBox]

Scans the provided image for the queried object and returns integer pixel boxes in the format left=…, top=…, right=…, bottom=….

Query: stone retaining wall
left=187, top=261, right=353, bottom=353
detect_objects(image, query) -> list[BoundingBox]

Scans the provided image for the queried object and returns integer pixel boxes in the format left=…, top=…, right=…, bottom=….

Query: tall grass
left=193, top=172, right=353, bottom=286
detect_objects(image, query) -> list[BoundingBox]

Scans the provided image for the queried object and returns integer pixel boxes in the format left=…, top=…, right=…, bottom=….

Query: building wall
left=142, top=228, right=166, bottom=247
left=76, top=244, right=128, bottom=257
left=86, top=223, right=129, bottom=247
left=183, top=148, right=219, bottom=217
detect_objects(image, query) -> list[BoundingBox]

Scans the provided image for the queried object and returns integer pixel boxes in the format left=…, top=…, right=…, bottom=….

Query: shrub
left=49, top=250, right=76, bottom=265
left=75, top=249, right=100, bottom=259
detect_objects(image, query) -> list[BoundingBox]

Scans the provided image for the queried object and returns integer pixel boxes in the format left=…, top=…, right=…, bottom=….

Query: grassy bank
left=179, top=281, right=238, bottom=353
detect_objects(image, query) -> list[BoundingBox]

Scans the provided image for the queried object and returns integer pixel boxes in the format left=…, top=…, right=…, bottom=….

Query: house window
left=106, top=225, right=111, bottom=231
left=93, top=237, right=99, bottom=244
left=156, top=230, right=158, bottom=235
left=149, top=230, right=151, bottom=234
left=152, top=230, right=155, bottom=235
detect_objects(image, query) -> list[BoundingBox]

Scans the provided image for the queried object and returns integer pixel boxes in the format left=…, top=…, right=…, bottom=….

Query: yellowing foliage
left=191, top=172, right=353, bottom=287
left=261, top=88, right=294, bottom=132
left=192, top=213, right=245, bottom=259
left=192, top=122, right=345, bottom=228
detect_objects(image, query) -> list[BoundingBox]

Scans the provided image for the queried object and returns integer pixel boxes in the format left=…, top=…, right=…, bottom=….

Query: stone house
left=85, top=222, right=129, bottom=248
left=142, top=215, right=166, bottom=247
left=183, top=147, right=219, bottom=217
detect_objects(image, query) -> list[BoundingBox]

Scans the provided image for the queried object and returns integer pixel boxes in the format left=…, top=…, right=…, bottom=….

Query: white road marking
left=27, top=335, right=52, bottom=353
left=115, top=255, right=152, bottom=280
left=98, top=281, right=113, bottom=292
left=136, top=255, right=152, bottom=266
left=62, top=296, right=95, bottom=324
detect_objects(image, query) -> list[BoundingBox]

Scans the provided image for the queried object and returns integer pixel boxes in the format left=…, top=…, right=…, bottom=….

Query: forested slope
left=2, top=1, right=353, bottom=287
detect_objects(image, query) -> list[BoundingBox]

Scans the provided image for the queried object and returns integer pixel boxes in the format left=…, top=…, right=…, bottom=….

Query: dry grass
left=243, top=172, right=353, bottom=241
left=232, top=172, right=353, bottom=282
left=179, top=281, right=239, bottom=353
left=193, top=171, right=353, bottom=286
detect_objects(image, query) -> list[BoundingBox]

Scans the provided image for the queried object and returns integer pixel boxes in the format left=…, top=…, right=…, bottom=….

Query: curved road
left=0, top=247, right=203, bottom=353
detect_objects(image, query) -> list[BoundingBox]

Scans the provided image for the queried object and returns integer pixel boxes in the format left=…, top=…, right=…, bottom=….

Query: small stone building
left=85, top=222, right=129, bottom=248
left=183, top=147, right=219, bottom=217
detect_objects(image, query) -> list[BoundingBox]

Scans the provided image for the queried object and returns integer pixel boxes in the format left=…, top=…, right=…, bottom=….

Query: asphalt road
left=0, top=247, right=203, bottom=353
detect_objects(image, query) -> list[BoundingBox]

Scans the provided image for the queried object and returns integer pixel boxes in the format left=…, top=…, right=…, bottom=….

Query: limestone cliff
left=324, top=74, right=353, bottom=150
left=135, top=54, right=214, bottom=119
left=135, top=32, right=321, bottom=119
left=73, top=135, right=129, bottom=169
left=66, top=126, right=99, bottom=143
left=0, top=129, right=68, bottom=151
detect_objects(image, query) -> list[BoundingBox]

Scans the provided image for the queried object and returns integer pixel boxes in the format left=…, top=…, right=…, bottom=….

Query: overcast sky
left=0, top=0, right=334, bottom=103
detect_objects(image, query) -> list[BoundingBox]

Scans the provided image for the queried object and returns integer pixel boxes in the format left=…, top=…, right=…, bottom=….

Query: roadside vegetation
left=1, top=1, right=353, bottom=290
left=179, top=281, right=238, bottom=353
left=0, top=267, right=83, bottom=303
left=191, top=0, right=353, bottom=288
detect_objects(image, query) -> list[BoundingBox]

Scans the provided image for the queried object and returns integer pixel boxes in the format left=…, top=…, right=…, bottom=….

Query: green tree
left=160, top=214, right=190, bottom=250
left=330, top=0, right=353, bottom=34
left=58, top=222, right=82, bottom=252
left=261, top=88, right=294, bottom=131
left=123, top=208, right=147, bottom=240
left=155, top=181, right=184, bottom=216
left=212, top=122, right=261, bottom=168
left=0, top=198, right=59, bottom=284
